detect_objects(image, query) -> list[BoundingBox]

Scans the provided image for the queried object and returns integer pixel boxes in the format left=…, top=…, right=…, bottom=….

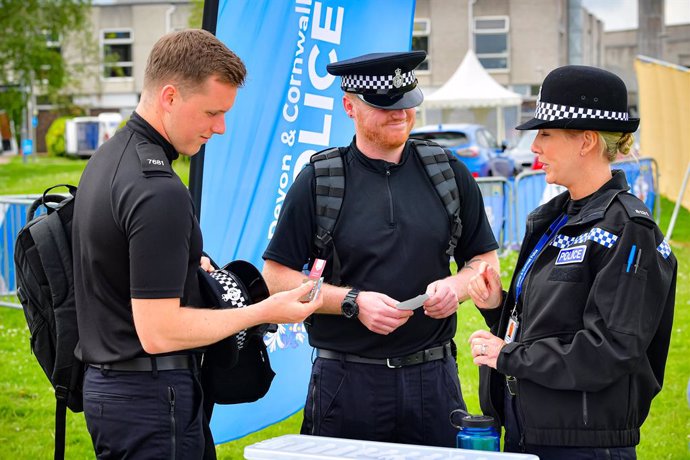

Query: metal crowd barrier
left=511, top=157, right=660, bottom=247
left=612, top=157, right=660, bottom=222
left=476, top=177, right=513, bottom=253
left=1, top=195, right=41, bottom=308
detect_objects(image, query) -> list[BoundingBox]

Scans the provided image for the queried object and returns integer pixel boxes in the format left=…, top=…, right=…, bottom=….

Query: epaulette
left=135, top=142, right=173, bottom=178
left=617, top=192, right=655, bottom=227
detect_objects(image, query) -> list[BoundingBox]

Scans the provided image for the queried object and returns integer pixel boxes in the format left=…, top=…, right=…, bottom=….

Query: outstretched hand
left=467, top=262, right=503, bottom=310
left=261, top=281, right=323, bottom=324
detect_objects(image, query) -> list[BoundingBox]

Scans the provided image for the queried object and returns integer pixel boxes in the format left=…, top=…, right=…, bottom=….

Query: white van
left=65, top=113, right=123, bottom=157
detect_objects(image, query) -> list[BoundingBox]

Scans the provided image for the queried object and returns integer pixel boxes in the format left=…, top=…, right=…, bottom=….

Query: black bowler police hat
left=327, top=51, right=426, bottom=110
left=516, top=65, right=639, bottom=133
left=197, top=260, right=276, bottom=405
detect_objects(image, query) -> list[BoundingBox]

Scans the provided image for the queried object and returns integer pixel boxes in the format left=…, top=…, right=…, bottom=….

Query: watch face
left=342, top=299, right=358, bottom=319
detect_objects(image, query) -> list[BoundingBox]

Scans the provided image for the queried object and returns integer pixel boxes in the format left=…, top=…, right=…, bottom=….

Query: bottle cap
left=460, top=415, right=495, bottom=429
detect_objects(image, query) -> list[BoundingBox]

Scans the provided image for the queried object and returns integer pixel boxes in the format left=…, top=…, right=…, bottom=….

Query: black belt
left=90, top=355, right=194, bottom=372
left=317, top=342, right=452, bottom=369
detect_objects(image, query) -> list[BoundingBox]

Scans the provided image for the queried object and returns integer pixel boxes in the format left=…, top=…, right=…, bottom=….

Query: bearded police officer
left=262, top=51, right=500, bottom=447
left=72, top=30, right=321, bottom=459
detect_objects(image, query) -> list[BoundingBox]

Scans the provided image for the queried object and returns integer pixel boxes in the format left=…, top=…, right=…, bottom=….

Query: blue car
left=410, top=123, right=514, bottom=177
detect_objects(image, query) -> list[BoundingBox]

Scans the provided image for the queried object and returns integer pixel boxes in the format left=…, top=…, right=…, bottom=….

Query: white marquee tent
left=422, top=50, right=523, bottom=143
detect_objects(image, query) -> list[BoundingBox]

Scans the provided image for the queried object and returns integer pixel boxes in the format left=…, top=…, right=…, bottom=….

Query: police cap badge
left=327, top=50, right=426, bottom=110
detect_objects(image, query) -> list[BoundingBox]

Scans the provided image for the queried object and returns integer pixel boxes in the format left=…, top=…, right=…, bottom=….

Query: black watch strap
left=341, top=288, right=360, bottom=318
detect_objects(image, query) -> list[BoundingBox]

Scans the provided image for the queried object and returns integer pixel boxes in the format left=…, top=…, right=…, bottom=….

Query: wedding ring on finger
left=481, top=343, right=488, bottom=356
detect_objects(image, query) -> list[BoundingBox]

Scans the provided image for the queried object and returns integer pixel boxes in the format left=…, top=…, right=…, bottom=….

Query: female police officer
left=466, top=65, right=677, bottom=459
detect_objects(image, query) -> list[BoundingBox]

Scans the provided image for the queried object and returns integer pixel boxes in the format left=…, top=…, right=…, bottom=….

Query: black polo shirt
left=73, top=112, right=203, bottom=364
left=263, top=139, right=498, bottom=358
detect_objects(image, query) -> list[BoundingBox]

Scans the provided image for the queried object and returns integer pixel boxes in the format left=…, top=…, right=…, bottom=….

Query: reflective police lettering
left=634, top=209, right=650, bottom=217
left=555, top=245, right=587, bottom=265
left=147, top=159, right=165, bottom=166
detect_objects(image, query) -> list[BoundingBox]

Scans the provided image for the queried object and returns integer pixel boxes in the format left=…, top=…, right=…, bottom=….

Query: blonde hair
left=597, top=131, right=635, bottom=162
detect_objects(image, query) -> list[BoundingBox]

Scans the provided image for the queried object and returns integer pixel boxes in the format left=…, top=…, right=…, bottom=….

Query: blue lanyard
left=514, top=213, right=568, bottom=301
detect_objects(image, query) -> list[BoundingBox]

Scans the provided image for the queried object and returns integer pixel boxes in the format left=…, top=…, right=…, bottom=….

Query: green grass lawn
left=1, top=154, right=688, bottom=458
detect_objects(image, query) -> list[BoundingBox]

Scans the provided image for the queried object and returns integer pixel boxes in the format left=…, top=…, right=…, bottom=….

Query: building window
left=39, top=30, right=62, bottom=85
left=474, top=16, right=509, bottom=71
left=412, top=18, right=430, bottom=72
left=102, top=29, right=133, bottom=79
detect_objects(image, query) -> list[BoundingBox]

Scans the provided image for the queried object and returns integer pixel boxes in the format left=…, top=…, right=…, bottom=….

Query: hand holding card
left=301, top=258, right=326, bottom=302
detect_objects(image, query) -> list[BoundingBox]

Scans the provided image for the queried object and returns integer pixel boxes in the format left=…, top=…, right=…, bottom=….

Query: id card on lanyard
left=506, top=213, right=568, bottom=343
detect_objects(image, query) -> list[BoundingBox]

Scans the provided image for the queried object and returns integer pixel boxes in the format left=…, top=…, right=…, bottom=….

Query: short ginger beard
left=357, top=112, right=415, bottom=151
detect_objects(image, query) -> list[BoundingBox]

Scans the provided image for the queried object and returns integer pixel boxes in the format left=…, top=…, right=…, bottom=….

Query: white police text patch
left=555, top=245, right=587, bottom=265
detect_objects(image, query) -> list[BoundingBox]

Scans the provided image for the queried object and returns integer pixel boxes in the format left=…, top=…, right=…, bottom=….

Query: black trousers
left=83, top=365, right=211, bottom=459
left=504, top=389, right=637, bottom=460
left=301, top=355, right=466, bottom=447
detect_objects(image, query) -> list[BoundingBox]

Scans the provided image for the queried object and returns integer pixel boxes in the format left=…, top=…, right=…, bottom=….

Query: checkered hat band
left=209, top=269, right=248, bottom=348
left=551, top=227, right=619, bottom=249
left=534, top=101, right=629, bottom=122
left=341, top=69, right=416, bottom=93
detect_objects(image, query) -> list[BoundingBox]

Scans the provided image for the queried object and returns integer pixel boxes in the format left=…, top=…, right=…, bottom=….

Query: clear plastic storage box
left=245, top=434, right=539, bottom=459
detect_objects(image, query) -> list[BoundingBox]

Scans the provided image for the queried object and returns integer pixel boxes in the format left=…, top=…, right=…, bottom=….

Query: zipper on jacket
left=168, top=386, right=176, bottom=460
left=385, top=168, right=395, bottom=225
left=582, top=391, right=589, bottom=426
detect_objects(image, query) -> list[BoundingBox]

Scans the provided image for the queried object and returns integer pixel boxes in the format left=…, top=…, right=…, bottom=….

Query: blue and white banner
left=199, top=0, right=416, bottom=443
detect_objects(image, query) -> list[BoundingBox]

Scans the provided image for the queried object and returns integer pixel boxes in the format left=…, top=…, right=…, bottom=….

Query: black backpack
left=13, top=184, right=83, bottom=460
left=310, top=139, right=462, bottom=284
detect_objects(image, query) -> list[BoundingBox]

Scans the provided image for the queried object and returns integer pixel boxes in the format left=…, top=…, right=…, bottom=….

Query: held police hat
left=327, top=50, right=426, bottom=109
left=197, top=260, right=276, bottom=405
left=516, top=65, right=639, bottom=133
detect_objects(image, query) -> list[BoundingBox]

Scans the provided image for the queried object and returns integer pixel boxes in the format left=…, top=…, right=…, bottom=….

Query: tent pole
left=496, top=106, right=504, bottom=144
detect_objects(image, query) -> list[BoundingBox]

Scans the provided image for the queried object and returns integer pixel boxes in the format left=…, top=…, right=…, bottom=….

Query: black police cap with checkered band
left=197, top=260, right=276, bottom=404
left=517, top=65, right=639, bottom=133
left=327, top=51, right=426, bottom=110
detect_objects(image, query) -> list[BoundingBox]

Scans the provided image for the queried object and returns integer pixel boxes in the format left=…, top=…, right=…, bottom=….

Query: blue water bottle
left=450, top=409, right=500, bottom=451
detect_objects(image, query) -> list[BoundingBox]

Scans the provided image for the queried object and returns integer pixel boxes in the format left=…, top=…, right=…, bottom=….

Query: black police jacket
left=479, top=170, right=677, bottom=448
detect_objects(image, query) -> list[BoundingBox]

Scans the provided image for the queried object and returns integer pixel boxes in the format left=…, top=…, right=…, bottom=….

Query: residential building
left=36, top=0, right=191, bottom=151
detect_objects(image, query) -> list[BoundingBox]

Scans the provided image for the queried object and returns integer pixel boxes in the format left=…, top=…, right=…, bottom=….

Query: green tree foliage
left=45, top=116, right=70, bottom=157
left=0, top=1, right=92, bottom=139
left=188, top=0, right=205, bottom=29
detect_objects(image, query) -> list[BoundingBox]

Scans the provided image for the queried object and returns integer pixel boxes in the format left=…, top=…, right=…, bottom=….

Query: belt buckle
left=506, top=376, right=517, bottom=396
left=386, top=358, right=402, bottom=369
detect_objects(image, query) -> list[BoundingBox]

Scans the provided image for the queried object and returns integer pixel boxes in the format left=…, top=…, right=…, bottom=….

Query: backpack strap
left=410, top=139, right=463, bottom=256
left=29, top=208, right=74, bottom=314
left=311, top=147, right=345, bottom=285
left=54, top=393, right=67, bottom=460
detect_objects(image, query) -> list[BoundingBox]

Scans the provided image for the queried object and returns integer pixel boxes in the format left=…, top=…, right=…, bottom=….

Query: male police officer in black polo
left=262, top=51, right=500, bottom=447
left=72, top=30, right=321, bottom=459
